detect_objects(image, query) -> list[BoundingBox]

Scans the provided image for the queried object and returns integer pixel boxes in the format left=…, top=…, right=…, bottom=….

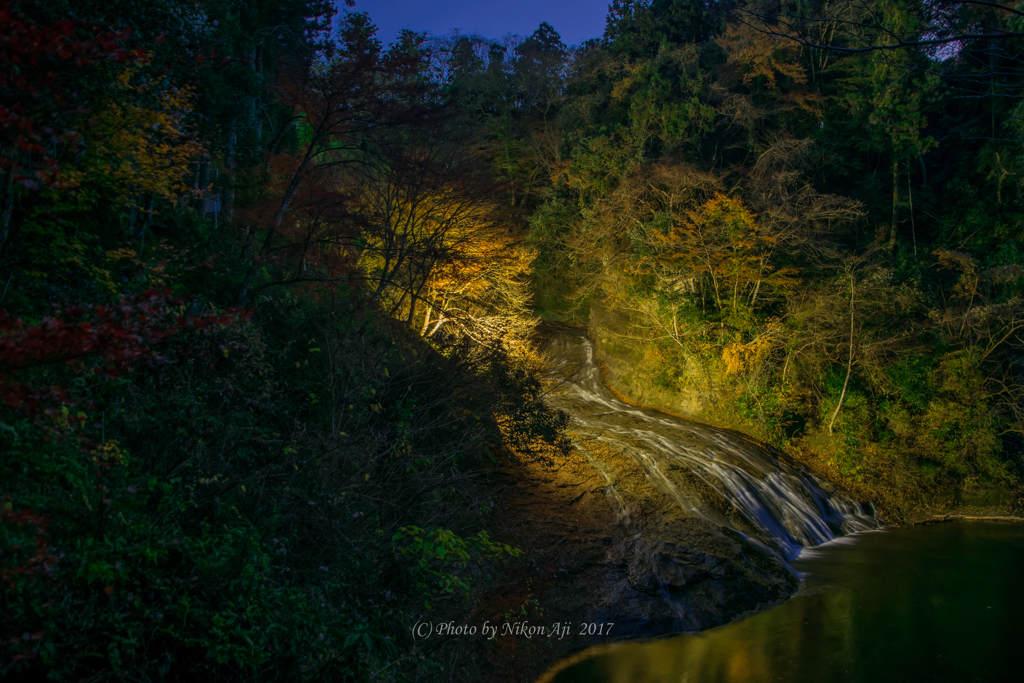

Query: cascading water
left=539, top=326, right=877, bottom=562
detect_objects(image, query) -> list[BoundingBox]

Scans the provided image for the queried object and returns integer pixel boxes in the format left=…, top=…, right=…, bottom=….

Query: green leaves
left=392, top=525, right=521, bottom=604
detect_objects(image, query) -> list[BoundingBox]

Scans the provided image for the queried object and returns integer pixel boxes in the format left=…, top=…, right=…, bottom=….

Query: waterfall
left=540, top=327, right=878, bottom=561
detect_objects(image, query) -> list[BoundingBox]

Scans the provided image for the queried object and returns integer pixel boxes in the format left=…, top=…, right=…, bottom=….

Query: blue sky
left=349, top=0, right=611, bottom=47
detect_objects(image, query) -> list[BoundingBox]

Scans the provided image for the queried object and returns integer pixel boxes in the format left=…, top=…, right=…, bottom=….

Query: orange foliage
left=716, top=23, right=821, bottom=115
left=649, top=193, right=801, bottom=314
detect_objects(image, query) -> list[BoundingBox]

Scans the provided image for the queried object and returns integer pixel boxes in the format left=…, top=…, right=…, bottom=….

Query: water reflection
left=541, top=523, right=1024, bottom=683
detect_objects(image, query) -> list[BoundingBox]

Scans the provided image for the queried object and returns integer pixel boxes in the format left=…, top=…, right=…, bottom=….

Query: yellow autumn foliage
left=59, top=61, right=203, bottom=207
left=722, top=336, right=773, bottom=375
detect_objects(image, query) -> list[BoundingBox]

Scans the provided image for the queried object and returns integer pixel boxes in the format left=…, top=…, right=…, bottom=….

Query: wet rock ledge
left=468, top=442, right=798, bottom=683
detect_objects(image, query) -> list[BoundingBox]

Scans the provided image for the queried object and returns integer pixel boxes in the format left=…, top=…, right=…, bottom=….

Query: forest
left=2, top=0, right=1023, bottom=680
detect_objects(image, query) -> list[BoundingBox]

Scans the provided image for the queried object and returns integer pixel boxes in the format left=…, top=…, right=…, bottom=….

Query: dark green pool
left=541, top=522, right=1024, bottom=683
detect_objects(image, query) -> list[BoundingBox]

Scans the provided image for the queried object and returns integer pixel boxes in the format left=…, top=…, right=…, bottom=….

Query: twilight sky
left=349, top=0, right=611, bottom=47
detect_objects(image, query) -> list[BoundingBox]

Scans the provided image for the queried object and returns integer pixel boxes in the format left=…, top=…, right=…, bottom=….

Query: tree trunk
left=420, top=305, right=432, bottom=336
left=406, top=291, right=417, bottom=326
left=750, top=259, right=764, bottom=307
left=889, top=159, right=898, bottom=254
left=223, top=129, right=236, bottom=224
left=195, top=159, right=210, bottom=212
left=236, top=171, right=304, bottom=304
left=0, top=170, right=16, bottom=260
left=828, top=274, right=855, bottom=435
left=130, top=195, right=154, bottom=246
left=907, top=164, right=917, bottom=259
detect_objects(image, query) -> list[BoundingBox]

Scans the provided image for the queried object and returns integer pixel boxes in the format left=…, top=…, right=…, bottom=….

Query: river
left=539, top=521, right=1024, bottom=683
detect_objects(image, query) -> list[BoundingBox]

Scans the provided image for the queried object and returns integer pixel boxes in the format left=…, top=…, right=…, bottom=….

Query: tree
left=512, top=22, right=568, bottom=113
left=0, top=0, right=144, bottom=258
left=728, top=0, right=1024, bottom=52
left=649, top=191, right=803, bottom=320
left=352, top=129, right=536, bottom=345
left=606, top=0, right=723, bottom=57
left=0, top=288, right=246, bottom=436
left=234, top=13, right=432, bottom=303
left=51, top=63, right=203, bottom=245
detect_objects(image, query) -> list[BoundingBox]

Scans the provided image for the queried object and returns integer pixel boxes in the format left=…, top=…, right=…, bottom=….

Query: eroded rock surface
left=469, top=443, right=797, bottom=682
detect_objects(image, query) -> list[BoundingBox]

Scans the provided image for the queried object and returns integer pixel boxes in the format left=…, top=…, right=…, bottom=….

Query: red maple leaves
left=0, top=0, right=146, bottom=188
left=0, top=288, right=249, bottom=416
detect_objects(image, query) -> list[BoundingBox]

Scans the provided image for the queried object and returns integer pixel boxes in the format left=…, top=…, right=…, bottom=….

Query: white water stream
left=540, top=326, right=877, bottom=560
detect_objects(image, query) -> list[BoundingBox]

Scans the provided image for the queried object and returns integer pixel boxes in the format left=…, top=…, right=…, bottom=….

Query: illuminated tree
left=353, top=133, right=536, bottom=346
left=54, top=64, right=203, bottom=241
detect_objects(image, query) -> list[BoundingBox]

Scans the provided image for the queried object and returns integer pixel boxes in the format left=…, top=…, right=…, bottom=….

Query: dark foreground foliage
left=1, top=285, right=565, bottom=680
left=0, top=1, right=568, bottom=679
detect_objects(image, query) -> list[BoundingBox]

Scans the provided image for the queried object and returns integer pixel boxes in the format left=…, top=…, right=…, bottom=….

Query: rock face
left=567, top=441, right=799, bottom=640
left=586, top=284, right=723, bottom=417
left=620, top=511, right=798, bottom=633
left=472, top=445, right=798, bottom=683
